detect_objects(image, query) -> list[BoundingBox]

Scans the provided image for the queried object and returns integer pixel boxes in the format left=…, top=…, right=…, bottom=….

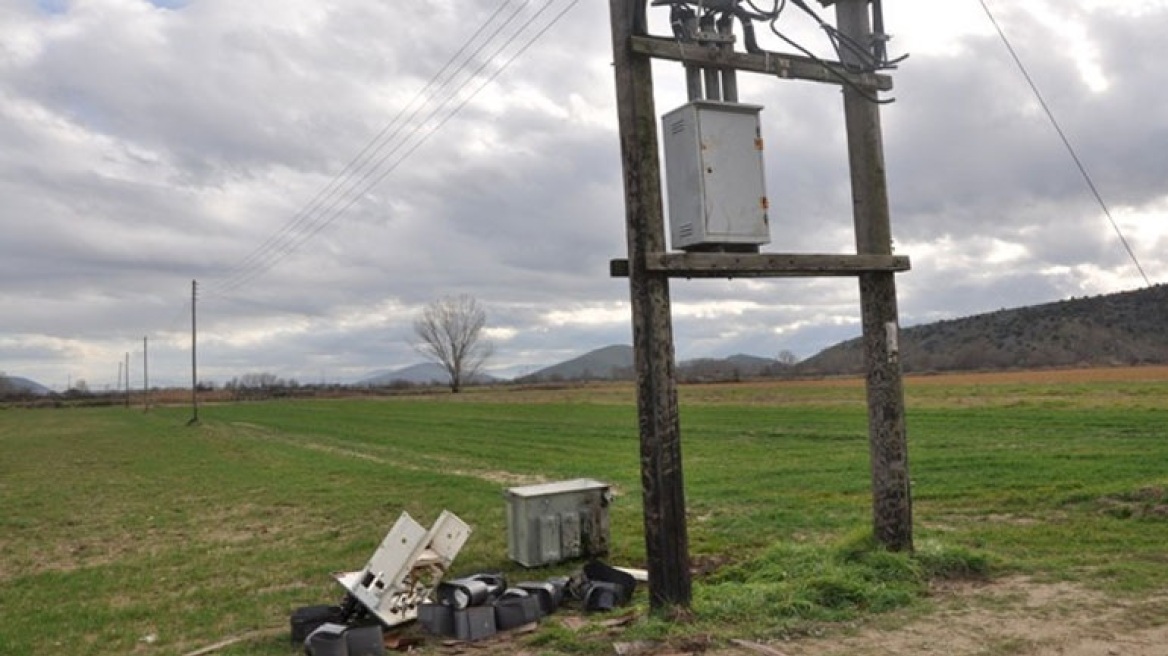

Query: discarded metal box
left=334, top=510, right=471, bottom=627
left=504, top=479, right=611, bottom=567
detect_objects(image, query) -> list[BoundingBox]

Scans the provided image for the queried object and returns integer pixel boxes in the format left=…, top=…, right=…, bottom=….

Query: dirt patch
left=717, top=577, right=1168, bottom=656
left=1072, top=486, right=1168, bottom=521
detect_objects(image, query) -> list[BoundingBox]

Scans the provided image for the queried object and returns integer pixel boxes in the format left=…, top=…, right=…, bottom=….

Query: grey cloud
left=2, top=0, right=1165, bottom=387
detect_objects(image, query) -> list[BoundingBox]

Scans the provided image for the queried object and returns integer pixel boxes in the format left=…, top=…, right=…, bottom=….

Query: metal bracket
left=334, top=510, right=472, bottom=627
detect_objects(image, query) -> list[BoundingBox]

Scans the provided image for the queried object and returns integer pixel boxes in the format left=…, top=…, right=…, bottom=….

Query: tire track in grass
left=220, top=421, right=545, bottom=487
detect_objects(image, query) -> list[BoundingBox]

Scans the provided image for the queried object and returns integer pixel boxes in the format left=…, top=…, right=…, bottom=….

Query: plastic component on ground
left=334, top=510, right=472, bottom=627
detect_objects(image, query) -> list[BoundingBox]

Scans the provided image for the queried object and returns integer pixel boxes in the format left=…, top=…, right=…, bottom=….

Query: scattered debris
left=333, top=510, right=472, bottom=628
left=560, top=616, right=589, bottom=631
left=612, top=566, right=650, bottom=583
left=729, top=638, right=792, bottom=656
left=599, top=612, right=638, bottom=629
left=289, top=499, right=639, bottom=655
left=291, top=605, right=344, bottom=645
left=613, top=640, right=660, bottom=656
left=381, top=631, right=423, bottom=651
left=419, top=561, right=638, bottom=642
left=574, top=561, right=638, bottom=611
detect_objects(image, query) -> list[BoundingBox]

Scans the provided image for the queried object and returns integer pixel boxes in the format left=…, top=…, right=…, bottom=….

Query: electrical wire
left=743, top=0, right=783, bottom=20
left=205, top=0, right=539, bottom=298
left=208, top=0, right=577, bottom=298
left=209, top=0, right=525, bottom=295
left=766, top=19, right=892, bottom=104
left=143, top=0, right=580, bottom=388
left=785, top=0, right=881, bottom=72
left=977, top=0, right=1151, bottom=287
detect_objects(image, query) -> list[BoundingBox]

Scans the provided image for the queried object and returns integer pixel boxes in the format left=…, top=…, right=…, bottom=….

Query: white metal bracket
left=334, top=510, right=472, bottom=627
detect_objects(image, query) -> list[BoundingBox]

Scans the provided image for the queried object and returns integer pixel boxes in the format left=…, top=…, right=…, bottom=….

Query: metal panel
left=537, top=514, right=561, bottom=564
left=560, top=511, right=581, bottom=559
left=335, top=511, right=471, bottom=627
left=426, top=509, right=473, bottom=564
left=505, top=478, right=610, bottom=499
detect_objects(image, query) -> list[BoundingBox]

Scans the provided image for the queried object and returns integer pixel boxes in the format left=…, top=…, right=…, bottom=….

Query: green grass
left=1, top=375, right=1166, bottom=654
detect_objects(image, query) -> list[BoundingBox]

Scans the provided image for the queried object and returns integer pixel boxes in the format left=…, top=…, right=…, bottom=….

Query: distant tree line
left=223, top=373, right=301, bottom=400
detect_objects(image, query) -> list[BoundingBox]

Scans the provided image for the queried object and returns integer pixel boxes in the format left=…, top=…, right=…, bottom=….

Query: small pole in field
left=188, top=280, right=199, bottom=426
left=143, top=335, right=149, bottom=412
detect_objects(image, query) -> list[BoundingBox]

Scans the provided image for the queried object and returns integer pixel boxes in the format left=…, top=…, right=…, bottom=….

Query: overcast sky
left=2, top=0, right=1165, bottom=390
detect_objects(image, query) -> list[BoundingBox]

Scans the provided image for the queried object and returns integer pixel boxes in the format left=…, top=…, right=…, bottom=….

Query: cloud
left=1, top=0, right=1164, bottom=389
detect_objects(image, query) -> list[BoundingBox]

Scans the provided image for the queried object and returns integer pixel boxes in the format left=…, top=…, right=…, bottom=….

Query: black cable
left=206, top=0, right=541, bottom=298
left=767, top=20, right=892, bottom=104
left=978, top=0, right=1151, bottom=287
left=209, top=1, right=530, bottom=297
left=785, top=0, right=877, bottom=71
left=743, top=0, right=782, bottom=20
left=210, top=0, right=582, bottom=298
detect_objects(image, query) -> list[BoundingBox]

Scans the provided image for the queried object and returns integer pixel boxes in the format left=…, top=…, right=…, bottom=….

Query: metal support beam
left=608, top=0, right=692, bottom=611
left=837, top=0, right=914, bottom=552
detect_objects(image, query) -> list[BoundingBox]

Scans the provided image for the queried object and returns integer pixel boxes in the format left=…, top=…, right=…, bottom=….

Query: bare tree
left=413, top=295, right=493, bottom=393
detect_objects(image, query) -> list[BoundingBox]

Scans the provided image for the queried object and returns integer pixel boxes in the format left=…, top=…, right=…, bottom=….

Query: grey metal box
left=662, top=100, right=770, bottom=251
left=504, top=478, right=611, bottom=567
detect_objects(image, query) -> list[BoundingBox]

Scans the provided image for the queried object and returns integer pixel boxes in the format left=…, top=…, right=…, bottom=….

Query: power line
left=977, top=0, right=1151, bottom=287
left=215, top=0, right=579, bottom=296
left=146, top=0, right=581, bottom=388
left=208, top=0, right=527, bottom=296
left=206, top=0, right=580, bottom=299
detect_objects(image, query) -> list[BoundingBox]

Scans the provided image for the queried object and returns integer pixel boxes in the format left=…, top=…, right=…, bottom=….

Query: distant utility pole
left=607, top=0, right=913, bottom=613
left=189, top=280, right=199, bottom=425
left=117, top=360, right=123, bottom=399
left=143, top=335, right=149, bottom=412
left=124, top=352, right=130, bottom=408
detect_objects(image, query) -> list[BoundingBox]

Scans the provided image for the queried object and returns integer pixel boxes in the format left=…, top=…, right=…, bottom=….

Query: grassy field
left=1, top=367, right=1166, bottom=655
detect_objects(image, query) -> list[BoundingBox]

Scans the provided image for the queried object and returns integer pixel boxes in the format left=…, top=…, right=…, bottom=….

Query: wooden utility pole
left=124, top=352, right=130, bottom=408
left=189, top=280, right=199, bottom=425
left=608, top=0, right=692, bottom=611
left=607, top=0, right=913, bottom=612
left=835, top=0, right=913, bottom=552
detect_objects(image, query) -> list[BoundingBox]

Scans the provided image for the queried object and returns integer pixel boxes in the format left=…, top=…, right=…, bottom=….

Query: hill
left=516, top=345, right=784, bottom=383
left=0, top=375, right=51, bottom=396
left=517, top=345, right=635, bottom=382
left=677, top=353, right=782, bottom=381
left=799, top=284, right=1168, bottom=375
left=360, top=363, right=498, bottom=386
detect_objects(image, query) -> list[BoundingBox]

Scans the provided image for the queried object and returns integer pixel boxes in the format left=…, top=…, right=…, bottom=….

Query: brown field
left=124, top=364, right=1168, bottom=408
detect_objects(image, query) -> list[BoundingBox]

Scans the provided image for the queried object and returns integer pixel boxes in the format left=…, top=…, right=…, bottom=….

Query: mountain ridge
left=798, top=284, right=1168, bottom=375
